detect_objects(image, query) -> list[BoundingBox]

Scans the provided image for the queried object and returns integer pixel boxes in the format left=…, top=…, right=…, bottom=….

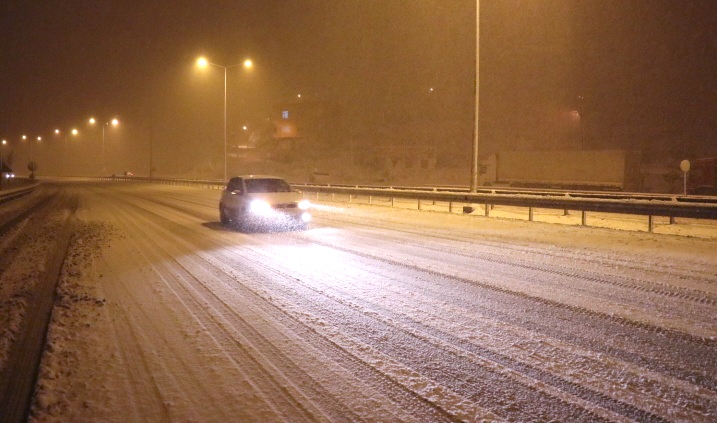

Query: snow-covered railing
left=0, top=182, right=38, bottom=204
left=100, top=176, right=717, bottom=231
left=294, top=184, right=717, bottom=232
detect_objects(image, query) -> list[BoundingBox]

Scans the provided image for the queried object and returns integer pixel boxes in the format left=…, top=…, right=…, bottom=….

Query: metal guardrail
left=101, top=176, right=717, bottom=231
left=0, top=182, right=38, bottom=204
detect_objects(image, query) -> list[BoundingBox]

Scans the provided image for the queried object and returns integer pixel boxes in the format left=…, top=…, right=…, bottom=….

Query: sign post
left=680, top=159, right=690, bottom=195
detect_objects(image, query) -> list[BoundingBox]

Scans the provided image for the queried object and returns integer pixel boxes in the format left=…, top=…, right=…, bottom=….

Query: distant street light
left=23, top=136, right=42, bottom=177
left=61, top=128, right=80, bottom=176
left=196, top=56, right=254, bottom=181
left=89, top=117, right=120, bottom=174
left=34, top=136, right=41, bottom=166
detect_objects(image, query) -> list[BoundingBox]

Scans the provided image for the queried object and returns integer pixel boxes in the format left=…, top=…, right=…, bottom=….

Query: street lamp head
left=197, top=57, right=209, bottom=68
left=89, top=117, right=96, bottom=125
left=37, top=136, right=42, bottom=141
left=55, top=129, right=60, bottom=135
left=111, top=118, right=119, bottom=126
left=2, top=140, right=6, bottom=145
left=243, top=58, right=253, bottom=69
left=22, top=135, right=27, bottom=140
left=72, top=128, right=79, bottom=135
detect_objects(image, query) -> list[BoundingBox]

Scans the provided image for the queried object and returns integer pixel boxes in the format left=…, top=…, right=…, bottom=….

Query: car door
left=223, top=177, right=245, bottom=213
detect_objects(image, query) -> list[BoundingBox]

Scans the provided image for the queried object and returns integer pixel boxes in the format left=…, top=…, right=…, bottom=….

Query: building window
left=282, top=110, right=289, bottom=119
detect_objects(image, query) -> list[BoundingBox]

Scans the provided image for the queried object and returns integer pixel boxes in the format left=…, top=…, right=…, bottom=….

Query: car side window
left=227, top=178, right=243, bottom=193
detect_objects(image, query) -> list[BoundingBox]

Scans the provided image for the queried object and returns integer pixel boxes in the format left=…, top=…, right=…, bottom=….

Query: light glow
left=298, top=199, right=311, bottom=210
left=249, top=200, right=272, bottom=215
left=197, top=57, right=208, bottom=68
left=89, top=117, right=96, bottom=124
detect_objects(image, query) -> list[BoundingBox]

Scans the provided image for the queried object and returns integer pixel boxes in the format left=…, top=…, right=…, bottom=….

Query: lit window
left=282, top=110, right=289, bottom=119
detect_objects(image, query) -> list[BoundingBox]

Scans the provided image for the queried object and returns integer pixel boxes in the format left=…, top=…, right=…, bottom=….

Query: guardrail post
left=581, top=210, right=587, bottom=226
left=391, top=197, right=395, bottom=207
left=669, top=216, right=676, bottom=225
left=563, top=208, right=569, bottom=216
left=529, top=207, right=534, bottom=222
left=648, top=215, right=654, bottom=232
left=449, top=202, right=453, bottom=213
left=349, top=194, right=352, bottom=203
left=369, top=195, right=372, bottom=205
left=484, top=203, right=490, bottom=217
left=418, top=199, right=421, bottom=210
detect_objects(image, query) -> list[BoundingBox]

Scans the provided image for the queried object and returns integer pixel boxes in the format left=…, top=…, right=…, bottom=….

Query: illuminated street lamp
left=34, top=136, right=41, bottom=166
left=196, top=56, right=254, bottom=181
left=89, top=117, right=120, bottom=174
left=59, top=128, right=80, bottom=176
left=23, top=136, right=42, bottom=177
left=0, top=139, right=6, bottom=189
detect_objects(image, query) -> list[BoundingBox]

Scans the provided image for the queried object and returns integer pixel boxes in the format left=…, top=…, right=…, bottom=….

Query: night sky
left=1, top=1, right=716, bottom=178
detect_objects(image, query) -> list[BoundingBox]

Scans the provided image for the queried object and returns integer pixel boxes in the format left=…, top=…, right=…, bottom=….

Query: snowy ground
left=1, top=180, right=715, bottom=422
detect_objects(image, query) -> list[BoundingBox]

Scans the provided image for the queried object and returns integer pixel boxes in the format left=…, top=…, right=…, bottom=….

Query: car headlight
left=249, top=200, right=273, bottom=214
left=298, top=199, right=311, bottom=210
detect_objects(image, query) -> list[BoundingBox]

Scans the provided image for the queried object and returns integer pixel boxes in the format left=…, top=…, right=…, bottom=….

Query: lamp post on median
left=29, top=136, right=41, bottom=177
left=59, top=128, right=79, bottom=176
left=196, top=56, right=254, bottom=182
left=89, top=117, right=119, bottom=175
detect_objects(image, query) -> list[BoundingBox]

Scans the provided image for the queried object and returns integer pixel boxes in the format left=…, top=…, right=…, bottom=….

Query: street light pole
left=90, top=117, right=118, bottom=175
left=31, top=136, right=41, bottom=177
left=196, top=57, right=253, bottom=182
left=223, top=65, right=228, bottom=182
left=102, top=123, right=106, bottom=174
left=65, top=129, right=78, bottom=176
left=0, top=140, right=6, bottom=189
left=470, top=0, right=480, bottom=192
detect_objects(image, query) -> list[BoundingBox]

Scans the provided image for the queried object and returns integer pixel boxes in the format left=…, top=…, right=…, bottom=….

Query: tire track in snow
left=89, top=185, right=717, bottom=421
left=104, top=190, right=319, bottom=422
left=105, top=189, right=454, bottom=422
left=223, top=238, right=684, bottom=422
left=298, top=232, right=717, bottom=392
left=317, top=213, right=717, bottom=305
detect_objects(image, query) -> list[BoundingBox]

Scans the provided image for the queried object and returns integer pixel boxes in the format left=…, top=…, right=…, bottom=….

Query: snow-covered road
left=8, top=181, right=717, bottom=422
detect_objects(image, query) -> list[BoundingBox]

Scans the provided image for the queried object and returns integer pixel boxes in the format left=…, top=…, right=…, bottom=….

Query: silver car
left=219, top=175, right=311, bottom=230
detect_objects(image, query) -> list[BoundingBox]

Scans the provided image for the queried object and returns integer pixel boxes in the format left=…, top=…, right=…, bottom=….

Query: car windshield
left=245, top=178, right=292, bottom=193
